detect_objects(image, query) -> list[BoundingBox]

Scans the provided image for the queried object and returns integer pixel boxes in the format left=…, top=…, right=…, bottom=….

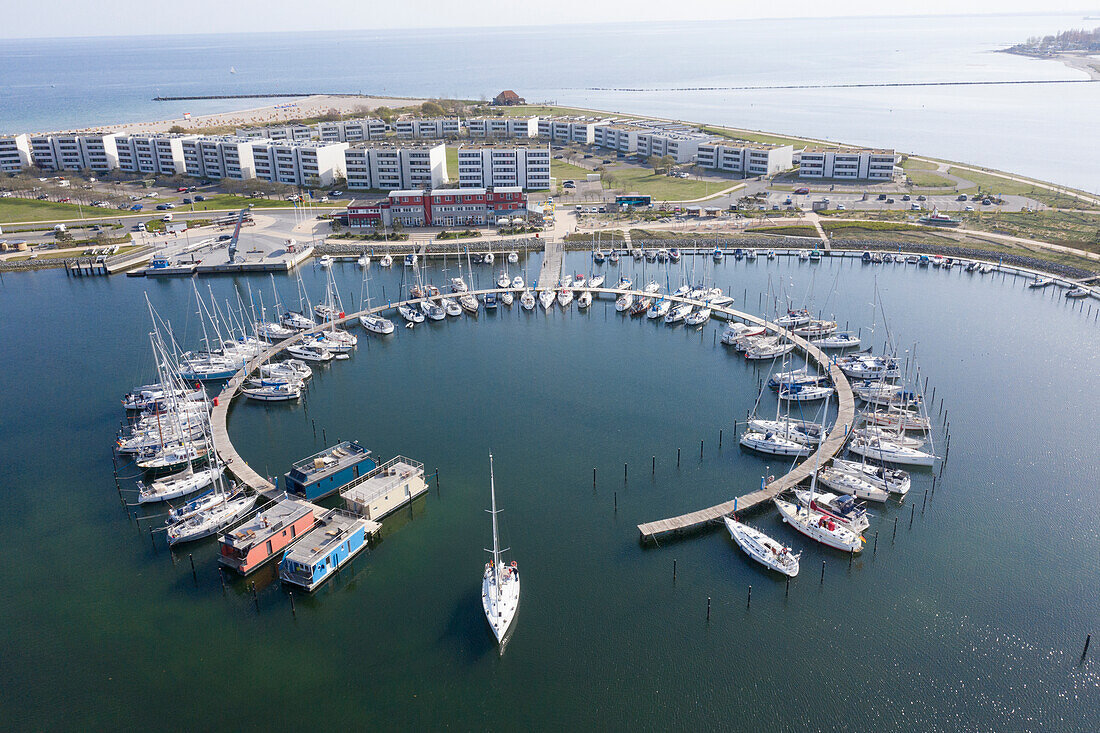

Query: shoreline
left=1000, top=49, right=1100, bottom=80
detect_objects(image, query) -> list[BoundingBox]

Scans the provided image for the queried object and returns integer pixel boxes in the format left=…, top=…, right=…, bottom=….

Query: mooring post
left=785, top=574, right=790, bottom=596
left=673, top=559, right=677, bottom=581
left=149, top=528, right=157, bottom=554
left=849, top=548, right=854, bottom=567
left=435, top=469, right=440, bottom=492
left=1084, top=633, right=1092, bottom=660
left=322, top=428, right=327, bottom=444
left=677, top=448, right=681, bottom=467
left=821, top=560, right=825, bottom=584
left=909, top=504, right=915, bottom=529
left=706, top=596, right=711, bottom=621
left=747, top=585, right=752, bottom=608
left=189, top=553, right=196, bottom=583
left=624, top=463, right=628, bottom=482
left=652, top=455, right=655, bottom=474
left=873, top=532, right=879, bottom=555
left=719, top=429, right=723, bottom=448
left=219, top=568, right=226, bottom=595
left=251, top=582, right=259, bottom=612
left=893, top=517, right=898, bottom=540
left=614, top=491, right=617, bottom=511
left=932, top=475, right=937, bottom=497
left=312, top=419, right=316, bottom=438
left=289, top=591, right=296, bottom=619
left=923, top=490, right=928, bottom=514
left=700, top=440, right=704, bottom=458
left=593, top=467, right=597, bottom=487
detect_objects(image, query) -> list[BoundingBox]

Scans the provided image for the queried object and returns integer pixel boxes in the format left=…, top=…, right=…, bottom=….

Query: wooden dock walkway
left=536, top=239, right=563, bottom=289
left=208, top=287, right=854, bottom=533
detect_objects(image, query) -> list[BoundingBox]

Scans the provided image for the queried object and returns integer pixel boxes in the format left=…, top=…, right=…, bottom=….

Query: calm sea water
left=1, top=13, right=1097, bottom=191
left=1, top=253, right=1098, bottom=729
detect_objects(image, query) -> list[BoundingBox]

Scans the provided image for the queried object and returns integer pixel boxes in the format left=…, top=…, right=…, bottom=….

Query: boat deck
left=282, top=509, right=378, bottom=567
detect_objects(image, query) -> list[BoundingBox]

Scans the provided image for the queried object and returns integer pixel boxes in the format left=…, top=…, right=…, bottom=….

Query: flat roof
left=282, top=509, right=367, bottom=566
left=221, top=496, right=316, bottom=551
left=389, top=189, right=428, bottom=197
left=801, top=147, right=895, bottom=155
left=431, top=187, right=483, bottom=195
left=289, top=440, right=371, bottom=480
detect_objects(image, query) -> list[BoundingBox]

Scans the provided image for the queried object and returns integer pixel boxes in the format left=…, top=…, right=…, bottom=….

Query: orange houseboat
left=218, top=495, right=319, bottom=575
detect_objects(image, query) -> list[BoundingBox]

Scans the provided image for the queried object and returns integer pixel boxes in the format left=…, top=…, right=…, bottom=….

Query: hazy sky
left=5, top=2, right=1095, bottom=38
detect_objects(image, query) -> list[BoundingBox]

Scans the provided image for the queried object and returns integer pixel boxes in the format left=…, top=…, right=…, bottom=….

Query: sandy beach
left=50, top=94, right=427, bottom=136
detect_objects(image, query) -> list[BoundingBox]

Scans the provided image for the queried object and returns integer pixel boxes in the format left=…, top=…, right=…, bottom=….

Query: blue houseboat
left=284, top=441, right=376, bottom=501
left=278, top=509, right=376, bottom=592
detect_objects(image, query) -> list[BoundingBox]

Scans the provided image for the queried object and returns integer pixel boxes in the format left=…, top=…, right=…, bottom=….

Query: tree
left=420, top=101, right=446, bottom=117
left=168, top=125, right=186, bottom=134
left=375, top=107, right=396, bottom=124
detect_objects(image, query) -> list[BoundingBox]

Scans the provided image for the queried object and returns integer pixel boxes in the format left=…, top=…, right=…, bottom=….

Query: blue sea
left=1, top=12, right=1097, bottom=190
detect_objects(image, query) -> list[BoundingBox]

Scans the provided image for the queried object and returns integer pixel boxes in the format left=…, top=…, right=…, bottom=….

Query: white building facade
left=317, top=119, right=387, bottom=143
left=695, top=141, right=794, bottom=176
left=343, top=143, right=447, bottom=191
left=465, top=116, right=540, bottom=139
left=0, top=134, right=31, bottom=173
left=798, top=148, right=897, bottom=180
left=394, top=118, right=462, bottom=139
left=456, top=145, right=551, bottom=190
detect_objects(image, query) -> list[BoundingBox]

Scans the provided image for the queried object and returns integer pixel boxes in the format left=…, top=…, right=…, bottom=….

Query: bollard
left=910, top=504, right=915, bottom=529
left=652, top=456, right=655, bottom=474
left=719, top=429, right=723, bottom=448
left=707, top=596, right=711, bottom=621
left=289, top=591, right=296, bottom=619
left=821, top=560, right=825, bottom=583
left=893, top=517, right=898, bottom=540
left=873, top=532, right=878, bottom=555
left=1084, top=633, right=1092, bottom=660
left=677, top=448, right=681, bottom=467
left=593, top=467, right=597, bottom=487
left=189, top=553, right=197, bottom=583
left=747, top=585, right=752, bottom=608
left=700, top=440, right=704, bottom=458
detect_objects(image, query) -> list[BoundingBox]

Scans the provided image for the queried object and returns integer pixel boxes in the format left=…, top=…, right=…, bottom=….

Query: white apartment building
left=456, top=145, right=551, bottom=190
left=317, top=119, right=387, bottom=143
left=235, top=124, right=315, bottom=142
left=798, top=148, right=897, bottom=180
left=250, top=140, right=349, bottom=187
left=112, top=134, right=192, bottom=175
left=695, top=141, right=794, bottom=177
left=636, top=131, right=716, bottom=164
left=25, top=133, right=118, bottom=172
left=538, top=117, right=609, bottom=144
left=593, top=123, right=645, bottom=153
left=465, top=116, right=539, bottom=139
left=0, top=134, right=31, bottom=173
left=343, top=143, right=447, bottom=190
left=394, top=118, right=462, bottom=139
left=182, top=136, right=258, bottom=180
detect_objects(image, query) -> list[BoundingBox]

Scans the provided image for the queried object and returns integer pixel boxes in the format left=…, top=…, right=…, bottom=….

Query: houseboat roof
left=282, top=509, right=371, bottom=567
left=342, top=457, right=424, bottom=505
left=220, top=495, right=317, bottom=552
left=288, top=440, right=372, bottom=483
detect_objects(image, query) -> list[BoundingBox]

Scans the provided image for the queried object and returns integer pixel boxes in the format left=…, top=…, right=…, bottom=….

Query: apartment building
left=537, top=117, right=609, bottom=144
left=111, top=134, right=193, bottom=175
left=394, top=117, right=462, bottom=139
left=593, top=123, right=646, bottom=153
left=346, top=187, right=528, bottom=228
left=636, top=131, right=717, bottom=164
left=235, top=124, right=315, bottom=142
left=0, top=134, right=30, bottom=173
left=695, top=141, right=794, bottom=176
left=343, top=142, right=447, bottom=191
left=181, top=136, right=258, bottom=180
left=456, top=144, right=551, bottom=190
left=317, top=119, right=387, bottom=143
left=465, top=116, right=540, bottom=139
left=798, top=148, right=897, bottom=180
left=250, top=140, right=349, bottom=187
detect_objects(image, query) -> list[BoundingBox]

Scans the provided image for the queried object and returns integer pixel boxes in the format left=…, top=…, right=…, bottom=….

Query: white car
left=836, top=203, right=846, bottom=210
left=964, top=205, right=975, bottom=211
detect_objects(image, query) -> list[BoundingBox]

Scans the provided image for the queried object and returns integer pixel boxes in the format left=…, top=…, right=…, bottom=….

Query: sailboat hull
left=482, top=566, right=521, bottom=645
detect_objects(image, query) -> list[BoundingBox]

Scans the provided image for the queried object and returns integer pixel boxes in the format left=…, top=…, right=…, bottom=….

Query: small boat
left=918, top=255, right=930, bottom=267
left=483, top=251, right=495, bottom=265
left=1028, top=276, right=1053, bottom=288
left=359, top=312, right=395, bottom=334
left=242, top=378, right=302, bottom=402
left=404, top=253, right=417, bottom=267
left=723, top=514, right=799, bottom=577
left=442, top=298, right=463, bottom=317
left=647, top=298, right=671, bottom=319
left=398, top=304, right=424, bottom=323
left=257, top=320, right=297, bottom=341
left=748, top=418, right=824, bottom=445
left=357, top=254, right=370, bottom=268
left=979, top=264, right=995, bottom=274
left=557, top=288, right=574, bottom=308
left=507, top=251, right=519, bottom=264
left=631, top=247, right=643, bottom=260
left=260, top=360, right=312, bottom=383
left=669, top=248, right=681, bottom=262
left=521, top=289, right=536, bottom=310
left=643, top=281, right=661, bottom=294
left=512, top=276, right=525, bottom=290
left=645, top=249, right=658, bottom=262
left=767, top=250, right=776, bottom=260
left=836, top=353, right=900, bottom=380
left=629, top=297, right=652, bottom=316
left=587, top=274, right=605, bottom=288
left=734, top=249, right=745, bottom=260
left=615, top=292, right=635, bottom=312
left=577, top=291, right=592, bottom=309
left=459, top=294, right=480, bottom=313
left=776, top=308, right=811, bottom=327
left=816, top=466, right=889, bottom=502
left=849, top=437, right=936, bottom=467
left=593, top=249, right=607, bottom=263
left=482, top=454, right=520, bottom=648
left=793, top=320, right=838, bottom=338
left=739, top=430, right=813, bottom=457
left=832, top=458, right=911, bottom=495
left=451, top=277, right=468, bottom=293
left=608, top=249, right=620, bottom=263
left=684, top=307, right=711, bottom=326
left=538, top=290, right=555, bottom=310
left=616, top=276, right=633, bottom=289
left=379, top=255, right=393, bottom=267
left=497, top=274, right=511, bottom=288
left=137, top=443, right=211, bottom=475
left=280, top=310, right=315, bottom=331
left=484, top=292, right=499, bottom=309
left=420, top=300, right=446, bottom=321
left=809, top=249, right=822, bottom=261
left=798, top=250, right=810, bottom=262
left=862, top=408, right=931, bottom=432
left=573, top=274, right=587, bottom=288
left=313, top=302, right=339, bottom=321
left=167, top=488, right=257, bottom=546
left=906, top=255, right=920, bottom=265
left=286, top=343, right=333, bottom=362
left=709, top=293, right=735, bottom=307
left=853, top=425, right=925, bottom=449
left=712, top=248, right=724, bottom=261
left=674, top=284, right=691, bottom=297
left=744, top=338, right=796, bottom=360
left=745, top=249, right=757, bottom=261
left=1066, top=287, right=1090, bottom=298
left=812, top=332, right=861, bottom=349
left=791, top=490, right=870, bottom=533
left=778, top=383, right=835, bottom=402
left=500, top=290, right=514, bottom=306
left=665, top=302, right=693, bottom=324
left=319, top=255, right=332, bottom=268
left=774, top=496, right=862, bottom=553
left=137, top=466, right=223, bottom=504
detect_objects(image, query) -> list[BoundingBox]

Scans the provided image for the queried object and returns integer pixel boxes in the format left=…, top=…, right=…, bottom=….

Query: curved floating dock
left=208, top=287, right=855, bottom=537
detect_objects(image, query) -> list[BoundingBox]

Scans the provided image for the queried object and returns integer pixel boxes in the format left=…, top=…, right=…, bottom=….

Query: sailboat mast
left=489, top=453, right=502, bottom=596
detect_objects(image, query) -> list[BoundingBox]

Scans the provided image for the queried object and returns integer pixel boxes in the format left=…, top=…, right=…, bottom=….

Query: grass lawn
left=604, top=168, right=712, bottom=201
left=900, top=157, right=939, bottom=171
left=821, top=221, right=926, bottom=234
left=956, top=211, right=1100, bottom=253
left=946, top=168, right=1094, bottom=209
left=445, top=147, right=460, bottom=182
left=551, top=159, right=594, bottom=182
left=905, top=171, right=956, bottom=188
left=0, top=197, right=111, bottom=224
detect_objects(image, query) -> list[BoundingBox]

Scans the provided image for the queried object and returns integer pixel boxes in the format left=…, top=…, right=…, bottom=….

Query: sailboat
left=723, top=504, right=800, bottom=576
left=358, top=266, right=394, bottom=335
left=281, top=270, right=316, bottom=331
left=774, top=463, right=863, bottom=553
left=481, top=454, right=520, bottom=647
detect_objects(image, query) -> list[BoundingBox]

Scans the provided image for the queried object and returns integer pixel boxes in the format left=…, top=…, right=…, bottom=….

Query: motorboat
left=798, top=250, right=810, bottom=262
left=713, top=248, right=724, bottom=261
left=460, top=294, right=480, bottom=313
left=744, top=338, right=796, bottom=360
left=420, top=300, right=446, bottom=321
left=608, top=249, right=620, bottom=263
left=379, top=255, right=393, bottom=267
left=723, top=515, right=799, bottom=576
left=451, top=277, right=468, bottom=293
left=812, top=332, right=861, bottom=349
left=792, top=489, right=870, bottom=533
left=241, top=379, right=302, bottom=402
left=748, top=418, right=824, bottom=445
left=257, top=320, right=297, bottom=341
left=836, top=353, right=900, bottom=380
left=484, top=292, right=499, bottom=309
left=280, top=310, right=315, bottom=331
left=260, top=360, right=311, bottom=383
left=669, top=248, right=681, bottom=262
left=721, top=323, right=766, bottom=346
left=286, top=343, right=333, bottom=362
left=398, top=304, right=425, bottom=323
left=1066, top=287, right=1090, bottom=298
left=1028, top=275, right=1053, bottom=288
left=573, top=274, right=587, bottom=288
left=319, top=255, right=332, bottom=268
left=815, top=466, right=889, bottom=502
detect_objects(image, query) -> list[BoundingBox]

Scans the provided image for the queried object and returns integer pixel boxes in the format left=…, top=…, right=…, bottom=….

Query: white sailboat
left=358, top=267, right=394, bottom=335
left=481, top=454, right=520, bottom=647
left=723, top=511, right=800, bottom=576
left=774, top=468, right=863, bottom=553
left=816, top=465, right=889, bottom=502
left=520, top=289, right=535, bottom=310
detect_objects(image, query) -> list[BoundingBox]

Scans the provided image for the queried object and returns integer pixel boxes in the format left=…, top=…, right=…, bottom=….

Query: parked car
left=794, top=187, right=810, bottom=195
left=877, top=193, right=888, bottom=201
left=194, top=194, right=206, bottom=202
left=161, top=214, right=173, bottom=222
left=176, top=186, right=188, bottom=192
left=917, top=195, right=927, bottom=201
left=130, top=204, right=143, bottom=211
left=217, top=234, right=232, bottom=241
left=910, top=202, right=922, bottom=210
left=837, top=203, right=846, bottom=210
left=964, top=205, right=975, bottom=211
left=957, top=194, right=968, bottom=201
left=36, top=193, right=49, bottom=200
left=901, top=194, right=911, bottom=201
left=182, top=198, right=192, bottom=204
left=155, top=204, right=169, bottom=210
left=885, top=198, right=895, bottom=204
left=331, top=190, right=343, bottom=197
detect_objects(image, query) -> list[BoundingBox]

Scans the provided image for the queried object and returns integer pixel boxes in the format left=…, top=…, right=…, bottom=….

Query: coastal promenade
left=208, top=287, right=856, bottom=533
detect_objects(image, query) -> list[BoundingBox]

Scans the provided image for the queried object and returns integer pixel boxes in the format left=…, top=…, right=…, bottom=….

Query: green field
left=900, top=157, right=939, bottom=171
left=445, top=147, right=460, bottom=182
left=946, top=168, right=1095, bottom=209
left=905, top=171, right=956, bottom=188
left=0, top=197, right=112, bottom=224
left=602, top=168, right=714, bottom=201
left=551, top=159, right=595, bottom=182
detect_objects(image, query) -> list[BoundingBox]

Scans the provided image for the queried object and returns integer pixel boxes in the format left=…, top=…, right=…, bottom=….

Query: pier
left=536, top=239, right=563, bottom=288
left=208, top=287, right=855, bottom=538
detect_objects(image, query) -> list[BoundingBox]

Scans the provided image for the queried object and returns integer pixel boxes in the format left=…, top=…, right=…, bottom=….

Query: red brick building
left=346, top=187, right=528, bottom=228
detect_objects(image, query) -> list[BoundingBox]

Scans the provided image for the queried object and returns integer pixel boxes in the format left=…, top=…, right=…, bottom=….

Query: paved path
left=536, top=239, right=564, bottom=288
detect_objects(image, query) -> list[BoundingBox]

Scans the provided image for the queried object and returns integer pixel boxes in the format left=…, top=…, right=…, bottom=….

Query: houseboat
left=278, top=509, right=377, bottom=592
left=217, top=495, right=319, bottom=575
left=341, top=456, right=428, bottom=521
left=283, top=441, right=376, bottom=501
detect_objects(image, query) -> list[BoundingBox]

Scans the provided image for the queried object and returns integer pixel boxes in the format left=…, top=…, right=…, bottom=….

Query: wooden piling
left=189, top=553, right=196, bottom=583
left=251, top=582, right=259, bottom=612
left=673, top=559, right=677, bottom=581
left=700, top=440, right=704, bottom=458
left=677, top=448, right=681, bottom=467
left=614, top=491, right=617, bottom=511
left=873, top=532, right=878, bottom=555
left=922, top=490, right=928, bottom=514
left=593, top=467, right=596, bottom=487
left=820, top=560, right=825, bottom=583
left=747, top=585, right=752, bottom=608
left=289, top=591, right=296, bottom=619
left=1084, top=633, right=1092, bottom=660
left=893, top=517, right=898, bottom=540
left=706, top=596, right=711, bottom=621
left=652, top=455, right=655, bottom=474
left=719, top=429, right=723, bottom=448
left=909, top=504, right=915, bottom=529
